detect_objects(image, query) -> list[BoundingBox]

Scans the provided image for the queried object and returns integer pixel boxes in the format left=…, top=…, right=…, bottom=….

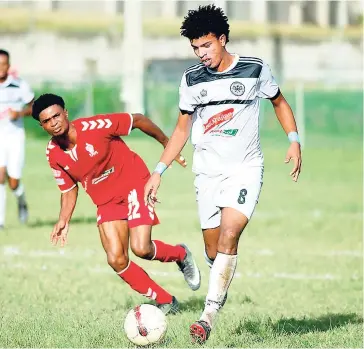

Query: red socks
left=152, top=240, right=186, bottom=263
left=117, top=261, right=172, bottom=304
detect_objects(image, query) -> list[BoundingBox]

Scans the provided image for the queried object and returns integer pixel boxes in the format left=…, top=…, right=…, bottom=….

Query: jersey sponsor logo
left=200, top=89, right=207, bottom=97
left=91, top=166, right=115, bottom=185
left=223, top=128, right=238, bottom=136
left=210, top=128, right=239, bottom=137
left=81, top=118, right=112, bottom=131
left=52, top=169, right=61, bottom=178
left=203, top=108, right=234, bottom=134
left=230, top=81, right=245, bottom=96
left=85, top=143, right=98, bottom=157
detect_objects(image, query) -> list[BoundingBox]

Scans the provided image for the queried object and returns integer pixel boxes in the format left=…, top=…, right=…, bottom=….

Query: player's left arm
left=271, top=93, right=302, bottom=182
left=9, top=79, right=35, bottom=120
left=131, top=113, right=187, bottom=168
left=258, top=62, right=302, bottom=182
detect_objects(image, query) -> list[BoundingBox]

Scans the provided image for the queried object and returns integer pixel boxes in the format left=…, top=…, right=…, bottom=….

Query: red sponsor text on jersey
left=203, top=108, right=234, bottom=133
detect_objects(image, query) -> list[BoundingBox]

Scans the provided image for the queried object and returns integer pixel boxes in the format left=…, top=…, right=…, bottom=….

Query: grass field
left=0, top=133, right=362, bottom=348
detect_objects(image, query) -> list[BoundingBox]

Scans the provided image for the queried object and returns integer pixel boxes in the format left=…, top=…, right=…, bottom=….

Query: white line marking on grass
left=3, top=246, right=362, bottom=260
left=1, top=262, right=360, bottom=282
left=3, top=246, right=20, bottom=255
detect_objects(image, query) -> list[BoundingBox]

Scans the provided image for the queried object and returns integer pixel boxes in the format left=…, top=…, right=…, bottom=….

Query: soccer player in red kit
left=32, top=93, right=201, bottom=314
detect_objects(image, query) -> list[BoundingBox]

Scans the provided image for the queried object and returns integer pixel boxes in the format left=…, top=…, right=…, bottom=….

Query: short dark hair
left=180, top=4, right=230, bottom=43
left=0, top=49, right=10, bottom=61
left=32, top=93, right=65, bottom=121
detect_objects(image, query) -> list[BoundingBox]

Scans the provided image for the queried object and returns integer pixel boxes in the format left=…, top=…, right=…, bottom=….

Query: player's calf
left=130, top=242, right=155, bottom=260
left=117, top=261, right=177, bottom=311
left=203, top=250, right=228, bottom=308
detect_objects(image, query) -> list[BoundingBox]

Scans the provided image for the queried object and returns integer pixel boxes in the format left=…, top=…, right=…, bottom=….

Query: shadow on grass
left=28, top=216, right=96, bottom=228
left=235, top=313, right=363, bottom=336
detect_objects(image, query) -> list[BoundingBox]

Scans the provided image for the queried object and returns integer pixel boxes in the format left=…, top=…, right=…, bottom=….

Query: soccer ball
left=124, top=304, right=167, bottom=346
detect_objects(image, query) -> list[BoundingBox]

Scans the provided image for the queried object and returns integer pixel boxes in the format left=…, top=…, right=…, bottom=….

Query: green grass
left=0, top=133, right=362, bottom=347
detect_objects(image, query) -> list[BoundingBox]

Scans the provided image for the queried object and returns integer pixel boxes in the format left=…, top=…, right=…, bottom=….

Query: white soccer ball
left=124, top=304, right=167, bottom=346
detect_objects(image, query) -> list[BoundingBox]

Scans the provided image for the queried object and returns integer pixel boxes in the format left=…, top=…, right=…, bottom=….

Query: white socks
left=0, top=184, right=5, bottom=226
left=200, top=252, right=237, bottom=327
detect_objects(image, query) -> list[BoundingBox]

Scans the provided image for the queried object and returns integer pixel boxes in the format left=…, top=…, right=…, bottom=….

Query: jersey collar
left=207, top=54, right=239, bottom=75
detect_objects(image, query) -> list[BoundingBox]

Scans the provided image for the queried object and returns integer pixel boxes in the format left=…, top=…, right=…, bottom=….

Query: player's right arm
left=157, top=111, right=192, bottom=168
left=144, top=73, right=194, bottom=206
left=51, top=186, right=78, bottom=247
left=47, top=146, right=78, bottom=246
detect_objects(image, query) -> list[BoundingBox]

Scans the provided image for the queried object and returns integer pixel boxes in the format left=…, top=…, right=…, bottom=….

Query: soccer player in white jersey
left=0, top=49, right=35, bottom=229
left=144, top=4, right=302, bottom=343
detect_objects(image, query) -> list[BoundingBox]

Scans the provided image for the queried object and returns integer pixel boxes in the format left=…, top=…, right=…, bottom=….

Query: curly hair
left=180, top=4, right=230, bottom=43
left=32, top=93, right=65, bottom=121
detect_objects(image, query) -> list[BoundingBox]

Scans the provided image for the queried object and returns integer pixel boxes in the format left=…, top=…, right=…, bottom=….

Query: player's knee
left=218, top=229, right=239, bottom=253
left=131, top=243, right=154, bottom=260
left=107, top=251, right=129, bottom=272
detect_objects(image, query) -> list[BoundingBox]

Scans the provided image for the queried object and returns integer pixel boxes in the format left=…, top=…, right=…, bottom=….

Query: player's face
left=39, top=104, right=69, bottom=137
left=190, top=33, right=226, bottom=69
left=0, top=54, right=10, bottom=80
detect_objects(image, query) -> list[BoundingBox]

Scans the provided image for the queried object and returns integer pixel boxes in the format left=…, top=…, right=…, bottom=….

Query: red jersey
left=46, top=113, right=150, bottom=206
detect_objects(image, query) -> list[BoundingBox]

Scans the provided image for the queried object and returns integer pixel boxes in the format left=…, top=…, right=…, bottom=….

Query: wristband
left=288, top=131, right=300, bottom=144
left=153, top=162, right=168, bottom=176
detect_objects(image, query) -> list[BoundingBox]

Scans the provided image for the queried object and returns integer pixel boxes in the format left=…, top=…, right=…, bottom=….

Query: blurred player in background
left=0, top=49, right=34, bottom=230
left=32, top=93, right=201, bottom=314
left=144, top=4, right=302, bottom=342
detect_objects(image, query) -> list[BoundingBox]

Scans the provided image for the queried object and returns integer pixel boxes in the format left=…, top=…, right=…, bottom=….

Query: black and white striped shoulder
left=238, top=56, right=263, bottom=65
left=184, top=62, right=204, bottom=75
left=184, top=57, right=264, bottom=87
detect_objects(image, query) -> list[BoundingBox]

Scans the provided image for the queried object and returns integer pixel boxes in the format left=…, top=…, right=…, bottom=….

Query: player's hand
left=285, top=142, right=302, bottom=182
left=51, top=220, right=69, bottom=247
left=144, top=172, right=161, bottom=208
left=174, top=153, right=187, bottom=168
left=8, top=109, right=20, bottom=120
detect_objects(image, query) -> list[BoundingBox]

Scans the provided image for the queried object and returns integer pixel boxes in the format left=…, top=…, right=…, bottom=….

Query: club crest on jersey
left=85, top=143, right=98, bottom=157
left=200, top=89, right=207, bottom=97
left=203, top=108, right=234, bottom=134
left=230, top=81, right=245, bottom=96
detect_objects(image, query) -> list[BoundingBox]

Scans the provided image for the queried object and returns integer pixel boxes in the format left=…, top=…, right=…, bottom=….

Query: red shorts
left=96, top=180, right=159, bottom=228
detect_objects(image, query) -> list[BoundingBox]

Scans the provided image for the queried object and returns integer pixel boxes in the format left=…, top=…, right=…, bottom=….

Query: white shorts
left=194, top=166, right=264, bottom=229
left=0, top=130, right=25, bottom=179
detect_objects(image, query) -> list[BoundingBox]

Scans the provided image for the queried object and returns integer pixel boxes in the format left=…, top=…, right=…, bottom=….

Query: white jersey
left=179, top=54, right=279, bottom=176
left=0, top=75, right=34, bottom=135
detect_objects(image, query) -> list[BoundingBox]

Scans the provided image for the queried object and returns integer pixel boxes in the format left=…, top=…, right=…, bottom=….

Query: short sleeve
left=47, top=150, right=77, bottom=193
left=80, top=113, right=133, bottom=137
left=179, top=73, right=195, bottom=115
left=20, top=79, right=35, bottom=104
left=257, top=62, right=280, bottom=100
